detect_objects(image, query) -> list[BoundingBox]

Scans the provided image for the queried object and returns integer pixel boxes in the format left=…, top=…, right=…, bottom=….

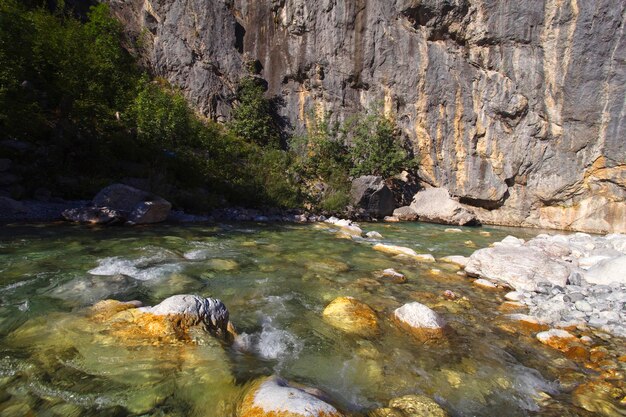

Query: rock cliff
left=106, top=0, right=626, bottom=233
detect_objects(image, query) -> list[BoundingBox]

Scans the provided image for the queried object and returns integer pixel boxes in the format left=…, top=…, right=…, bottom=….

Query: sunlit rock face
left=107, top=0, right=625, bottom=233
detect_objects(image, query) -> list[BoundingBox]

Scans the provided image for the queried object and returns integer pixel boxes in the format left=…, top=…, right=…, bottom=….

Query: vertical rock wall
left=106, top=0, right=626, bottom=233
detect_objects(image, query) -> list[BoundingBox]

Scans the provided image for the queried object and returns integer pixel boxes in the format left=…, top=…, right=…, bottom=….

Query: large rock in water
left=93, top=184, right=171, bottom=224
left=239, top=376, right=344, bottom=417
left=91, top=294, right=236, bottom=343
left=63, top=184, right=171, bottom=225
left=409, top=188, right=478, bottom=226
left=104, top=0, right=626, bottom=233
left=350, top=176, right=395, bottom=218
left=465, top=245, right=570, bottom=292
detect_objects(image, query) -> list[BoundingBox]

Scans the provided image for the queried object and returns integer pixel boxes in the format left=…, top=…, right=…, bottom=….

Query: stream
left=0, top=221, right=622, bottom=416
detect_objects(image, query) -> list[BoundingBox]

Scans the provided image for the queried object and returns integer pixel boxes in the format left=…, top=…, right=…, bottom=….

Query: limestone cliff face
left=107, top=0, right=626, bottom=233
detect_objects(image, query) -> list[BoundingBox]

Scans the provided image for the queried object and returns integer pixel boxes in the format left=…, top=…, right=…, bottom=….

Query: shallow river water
left=0, top=221, right=622, bottom=416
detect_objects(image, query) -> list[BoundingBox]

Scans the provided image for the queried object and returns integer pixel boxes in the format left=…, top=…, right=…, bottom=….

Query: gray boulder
left=350, top=176, right=395, bottom=218
left=393, top=205, right=419, bottom=221
left=64, top=184, right=171, bottom=225
left=410, top=188, right=478, bottom=226
left=465, top=245, right=571, bottom=292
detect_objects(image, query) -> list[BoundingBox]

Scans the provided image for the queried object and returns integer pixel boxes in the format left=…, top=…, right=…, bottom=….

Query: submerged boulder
left=322, top=297, right=379, bottom=337
left=387, top=394, right=449, bottom=417
left=350, top=175, right=395, bottom=218
left=64, top=183, right=171, bottom=225
left=239, top=376, right=344, bottom=417
left=409, top=188, right=478, bottom=226
left=373, top=244, right=435, bottom=262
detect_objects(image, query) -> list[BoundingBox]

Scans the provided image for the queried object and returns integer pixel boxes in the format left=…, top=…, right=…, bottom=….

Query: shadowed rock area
left=106, top=0, right=626, bottom=233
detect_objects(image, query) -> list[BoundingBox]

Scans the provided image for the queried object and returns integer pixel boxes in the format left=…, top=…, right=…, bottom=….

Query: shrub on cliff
left=228, top=77, right=281, bottom=148
left=347, top=111, right=417, bottom=178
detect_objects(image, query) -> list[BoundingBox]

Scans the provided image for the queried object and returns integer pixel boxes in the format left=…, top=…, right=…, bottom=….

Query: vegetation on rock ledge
left=0, top=1, right=417, bottom=214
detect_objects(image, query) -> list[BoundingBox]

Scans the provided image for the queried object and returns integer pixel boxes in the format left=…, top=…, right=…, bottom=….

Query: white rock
left=366, top=231, right=383, bottom=239
left=325, top=216, right=340, bottom=224
left=505, top=291, right=523, bottom=301
left=584, top=255, right=626, bottom=285
left=382, top=268, right=405, bottom=280
left=536, top=329, right=576, bottom=344
left=373, top=244, right=434, bottom=262
left=578, top=255, right=612, bottom=270
left=493, top=236, right=525, bottom=247
left=394, top=302, right=446, bottom=330
left=141, top=294, right=230, bottom=334
left=439, top=255, right=470, bottom=268
left=241, top=376, right=341, bottom=417
left=465, top=245, right=570, bottom=292
left=444, top=228, right=463, bottom=233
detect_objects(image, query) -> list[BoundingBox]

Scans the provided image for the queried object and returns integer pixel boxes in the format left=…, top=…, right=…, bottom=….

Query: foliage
left=132, top=77, right=196, bottom=151
left=347, top=110, right=417, bottom=178
left=228, top=77, right=280, bottom=148
left=0, top=1, right=416, bottom=214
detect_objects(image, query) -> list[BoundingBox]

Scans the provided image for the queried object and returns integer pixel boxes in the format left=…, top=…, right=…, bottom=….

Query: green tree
left=348, top=111, right=416, bottom=178
left=228, top=77, right=280, bottom=148
left=132, top=77, right=195, bottom=150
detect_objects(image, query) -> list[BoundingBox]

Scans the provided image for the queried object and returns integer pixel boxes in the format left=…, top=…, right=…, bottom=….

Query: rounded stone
left=239, top=376, right=344, bottom=417
left=322, top=297, right=379, bottom=337
left=393, top=302, right=446, bottom=341
left=388, top=394, right=449, bottom=417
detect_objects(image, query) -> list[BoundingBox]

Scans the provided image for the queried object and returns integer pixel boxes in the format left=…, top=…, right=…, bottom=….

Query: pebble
left=505, top=291, right=523, bottom=301
left=366, top=231, right=383, bottom=239
left=575, top=300, right=593, bottom=312
left=473, top=279, right=499, bottom=289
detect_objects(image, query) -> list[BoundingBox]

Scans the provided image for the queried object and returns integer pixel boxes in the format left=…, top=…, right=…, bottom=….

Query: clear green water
left=0, top=221, right=616, bottom=416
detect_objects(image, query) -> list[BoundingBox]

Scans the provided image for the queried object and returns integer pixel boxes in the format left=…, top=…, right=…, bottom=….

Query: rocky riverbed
left=0, top=220, right=624, bottom=416
left=461, top=232, right=626, bottom=337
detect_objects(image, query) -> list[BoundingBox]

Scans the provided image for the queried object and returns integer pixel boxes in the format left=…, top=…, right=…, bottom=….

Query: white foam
left=183, top=249, right=210, bottom=260
left=235, top=321, right=303, bottom=361
left=88, top=257, right=181, bottom=281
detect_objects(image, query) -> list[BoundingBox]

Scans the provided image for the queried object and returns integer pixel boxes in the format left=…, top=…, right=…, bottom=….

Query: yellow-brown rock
left=387, top=394, right=449, bottom=417
left=322, top=297, right=379, bottom=337
left=572, top=381, right=625, bottom=417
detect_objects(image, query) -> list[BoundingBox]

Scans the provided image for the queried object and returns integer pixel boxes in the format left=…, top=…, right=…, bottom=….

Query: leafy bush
left=228, top=77, right=280, bottom=148
left=132, top=77, right=195, bottom=151
left=347, top=111, right=416, bottom=178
